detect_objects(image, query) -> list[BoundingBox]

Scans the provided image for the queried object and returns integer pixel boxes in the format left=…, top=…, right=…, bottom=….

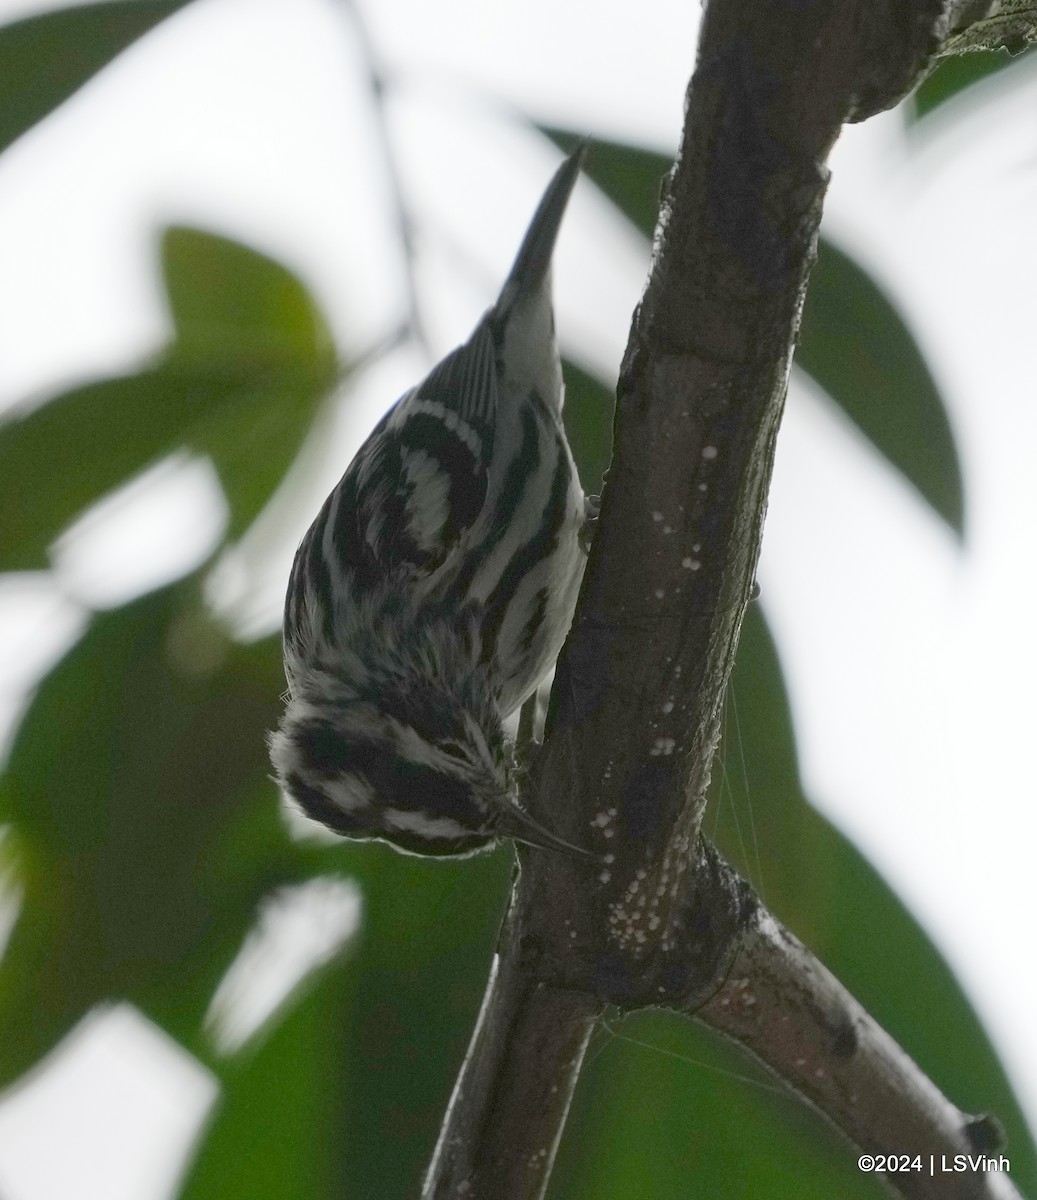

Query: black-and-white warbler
left=270, top=149, right=593, bottom=857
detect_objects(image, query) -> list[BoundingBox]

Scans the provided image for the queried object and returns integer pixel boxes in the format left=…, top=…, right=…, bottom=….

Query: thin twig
left=338, top=0, right=429, bottom=354
left=422, top=949, right=601, bottom=1200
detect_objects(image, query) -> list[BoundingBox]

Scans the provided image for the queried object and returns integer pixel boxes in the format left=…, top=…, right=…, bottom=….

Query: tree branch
left=423, top=928, right=602, bottom=1199
left=939, top=0, right=1037, bottom=56
left=424, top=2, right=1032, bottom=1197
left=339, top=0, right=429, bottom=352
left=696, top=902, right=1023, bottom=1200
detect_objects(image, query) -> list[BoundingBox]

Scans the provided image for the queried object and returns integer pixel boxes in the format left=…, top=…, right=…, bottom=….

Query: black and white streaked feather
left=270, top=148, right=590, bottom=858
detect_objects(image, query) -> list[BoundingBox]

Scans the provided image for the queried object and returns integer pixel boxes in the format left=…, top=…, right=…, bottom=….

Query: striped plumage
left=270, top=149, right=589, bottom=857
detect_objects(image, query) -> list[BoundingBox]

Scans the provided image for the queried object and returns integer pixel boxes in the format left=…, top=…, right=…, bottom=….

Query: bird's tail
left=493, top=145, right=586, bottom=317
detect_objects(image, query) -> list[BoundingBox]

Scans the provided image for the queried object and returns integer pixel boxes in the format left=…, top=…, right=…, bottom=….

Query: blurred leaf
left=562, top=359, right=614, bottom=493
left=557, top=1008, right=887, bottom=1200
left=180, top=847, right=512, bottom=1200
left=163, top=228, right=338, bottom=539
left=0, top=228, right=336, bottom=568
left=797, top=238, right=964, bottom=537
left=329, top=851, right=510, bottom=1199
left=911, top=49, right=1021, bottom=120
left=556, top=607, right=1036, bottom=1196
left=163, top=227, right=334, bottom=370
left=0, top=576, right=298, bottom=1081
left=190, top=369, right=327, bottom=542
left=0, top=0, right=195, bottom=156
left=544, top=129, right=964, bottom=536
left=179, top=953, right=355, bottom=1200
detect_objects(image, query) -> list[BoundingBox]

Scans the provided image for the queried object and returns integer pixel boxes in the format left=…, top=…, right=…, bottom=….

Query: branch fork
left=423, top=3, right=1035, bottom=1197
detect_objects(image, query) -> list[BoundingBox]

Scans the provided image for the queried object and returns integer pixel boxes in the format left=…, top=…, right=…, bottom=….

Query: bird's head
left=272, top=610, right=592, bottom=859
left=270, top=660, right=512, bottom=857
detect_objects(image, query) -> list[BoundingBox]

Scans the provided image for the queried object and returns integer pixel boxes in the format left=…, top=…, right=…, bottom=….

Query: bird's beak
left=495, top=803, right=599, bottom=860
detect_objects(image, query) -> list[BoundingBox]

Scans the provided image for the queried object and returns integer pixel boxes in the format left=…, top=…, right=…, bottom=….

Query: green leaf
left=543, top=129, right=964, bottom=537
left=162, top=227, right=335, bottom=371
left=179, top=848, right=512, bottom=1200
left=190, top=369, right=330, bottom=542
left=179, top=955, right=355, bottom=1200
left=163, top=227, right=339, bottom=539
left=0, top=578, right=298, bottom=1081
left=558, top=1009, right=888, bottom=1200
left=562, top=359, right=614, bottom=493
left=0, top=1, right=195, bottom=156
left=910, top=49, right=1021, bottom=121
left=0, top=228, right=336, bottom=568
left=556, top=608, right=1036, bottom=1197
left=797, top=238, right=964, bottom=536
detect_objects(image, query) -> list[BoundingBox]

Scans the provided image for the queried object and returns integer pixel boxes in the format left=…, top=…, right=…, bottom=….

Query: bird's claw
left=580, top=492, right=601, bottom=555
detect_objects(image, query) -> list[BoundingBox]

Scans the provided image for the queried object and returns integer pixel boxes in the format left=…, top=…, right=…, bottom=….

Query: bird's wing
left=344, top=320, right=498, bottom=584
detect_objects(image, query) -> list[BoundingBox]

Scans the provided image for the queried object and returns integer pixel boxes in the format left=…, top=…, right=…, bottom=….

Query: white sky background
left=0, top=0, right=1035, bottom=1196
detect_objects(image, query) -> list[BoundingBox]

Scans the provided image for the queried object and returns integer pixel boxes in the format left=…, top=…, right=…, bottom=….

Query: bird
left=269, top=147, right=592, bottom=858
